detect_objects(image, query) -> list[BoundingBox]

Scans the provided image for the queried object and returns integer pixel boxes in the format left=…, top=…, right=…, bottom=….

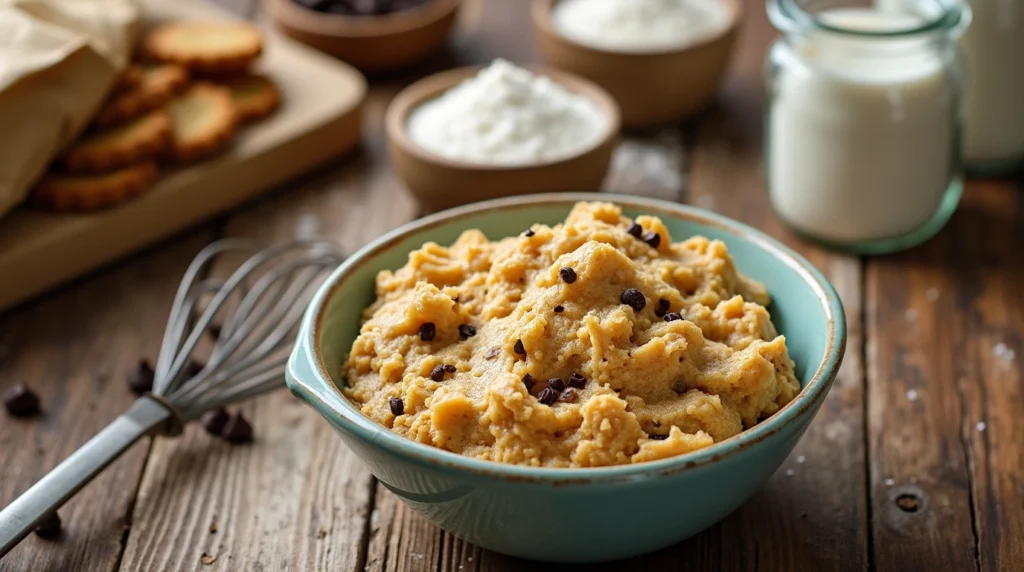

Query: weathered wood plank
left=0, top=233, right=213, bottom=572
left=867, top=178, right=1022, bottom=571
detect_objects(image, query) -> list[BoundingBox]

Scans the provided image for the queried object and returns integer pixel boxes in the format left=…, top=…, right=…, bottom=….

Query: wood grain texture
left=867, top=178, right=1023, bottom=572
left=0, top=234, right=212, bottom=572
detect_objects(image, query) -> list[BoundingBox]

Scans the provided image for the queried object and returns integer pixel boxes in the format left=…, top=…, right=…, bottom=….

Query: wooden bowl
left=385, top=65, right=621, bottom=210
left=531, top=0, right=742, bottom=127
left=268, top=0, right=461, bottom=72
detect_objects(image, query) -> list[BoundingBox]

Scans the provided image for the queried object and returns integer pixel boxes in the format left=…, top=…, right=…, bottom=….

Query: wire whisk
left=0, top=238, right=345, bottom=556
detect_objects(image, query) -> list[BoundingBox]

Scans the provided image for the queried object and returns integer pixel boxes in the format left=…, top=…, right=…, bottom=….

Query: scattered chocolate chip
left=643, top=232, right=661, bottom=249
left=653, top=420, right=662, bottom=427
left=127, top=359, right=155, bottom=394
left=484, top=347, right=500, bottom=360
left=430, top=365, right=446, bottom=382
left=4, top=384, right=40, bottom=417
left=458, top=324, right=477, bottom=338
left=621, top=288, right=646, bottom=311
left=443, top=364, right=457, bottom=373
left=553, top=305, right=564, bottom=313
left=568, top=373, right=587, bottom=388
left=672, top=380, right=688, bottom=393
left=546, top=378, right=565, bottom=392
left=34, top=512, right=61, bottom=539
left=537, top=387, right=559, bottom=405
left=522, top=374, right=534, bottom=390
left=648, top=434, right=669, bottom=441
left=626, top=221, right=643, bottom=238
left=201, top=407, right=230, bottom=436
left=452, top=296, right=460, bottom=303
left=655, top=298, right=670, bottom=318
left=220, top=412, right=253, bottom=443
left=524, top=228, right=535, bottom=237
left=664, top=312, right=683, bottom=322
left=389, top=397, right=404, bottom=416
left=558, top=388, right=578, bottom=403
left=418, top=323, right=436, bottom=342
left=559, top=267, right=577, bottom=284
left=513, top=339, right=526, bottom=356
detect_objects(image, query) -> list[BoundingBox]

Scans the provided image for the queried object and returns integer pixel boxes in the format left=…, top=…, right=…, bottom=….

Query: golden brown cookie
left=62, top=111, right=172, bottom=173
left=220, top=74, right=280, bottom=123
left=165, top=82, right=238, bottom=163
left=32, top=162, right=159, bottom=211
left=143, top=22, right=263, bottom=74
left=93, top=64, right=189, bottom=127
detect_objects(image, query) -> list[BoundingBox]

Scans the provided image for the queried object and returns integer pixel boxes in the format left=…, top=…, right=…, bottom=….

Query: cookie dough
left=344, top=202, right=800, bottom=468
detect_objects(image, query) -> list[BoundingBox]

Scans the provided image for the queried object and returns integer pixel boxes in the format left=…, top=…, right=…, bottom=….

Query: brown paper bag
left=0, top=0, right=139, bottom=219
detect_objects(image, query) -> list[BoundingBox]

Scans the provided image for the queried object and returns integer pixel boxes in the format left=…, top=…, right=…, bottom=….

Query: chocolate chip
left=621, top=288, right=646, bottom=311
left=568, top=373, right=587, bottom=388
left=655, top=298, right=670, bottom=318
left=458, top=324, right=476, bottom=338
left=648, top=434, right=669, bottom=441
left=220, top=412, right=253, bottom=443
left=672, top=380, right=688, bottom=393
left=546, top=378, right=565, bottom=392
left=389, top=397, right=404, bottom=416
left=558, top=388, right=578, bottom=403
left=513, top=339, right=526, bottom=356
left=430, top=365, right=445, bottom=382
left=643, top=232, right=661, bottom=249
left=559, top=267, right=577, bottom=284
left=452, top=296, right=460, bottom=303
left=34, top=512, right=61, bottom=539
left=201, top=407, right=229, bottom=436
left=418, top=323, right=436, bottom=342
left=524, top=228, right=535, bottom=237
left=626, top=221, right=643, bottom=238
left=553, top=305, right=564, bottom=313
left=522, top=374, right=534, bottom=390
left=664, top=312, right=682, bottom=322
left=4, top=384, right=40, bottom=417
left=127, top=359, right=155, bottom=394
left=443, top=364, right=457, bottom=374
left=537, top=387, right=559, bottom=405
left=484, top=347, right=500, bottom=360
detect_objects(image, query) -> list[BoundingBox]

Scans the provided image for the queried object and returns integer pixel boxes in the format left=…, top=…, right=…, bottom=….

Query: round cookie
left=93, top=64, right=189, bottom=127
left=33, top=162, right=159, bottom=211
left=165, top=82, right=238, bottom=163
left=62, top=111, right=172, bottom=173
left=220, top=74, right=281, bottom=123
left=143, top=22, right=263, bottom=74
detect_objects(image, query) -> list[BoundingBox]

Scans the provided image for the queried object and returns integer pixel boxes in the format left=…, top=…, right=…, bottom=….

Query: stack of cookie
left=34, top=22, right=282, bottom=212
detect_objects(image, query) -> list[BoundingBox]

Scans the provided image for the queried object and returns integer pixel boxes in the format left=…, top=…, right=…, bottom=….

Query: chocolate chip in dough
left=389, top=397, right=404, bottom=416
left=419, top=323, right=436, bottom=342
left=34, top=512, right=62, bottom=539
left=568, top=373, right=587, bottom=388
left=220, top=412, right=253, bottom=443
left=546, top=378, right=566, bottom=392
left=655, top=298, right=670, bottom=318
left=626, top=221, right=643, bottom=238
left=621, top=288, right=646, bottom=312
left=672, top=380, right=688, bottom=394
left=443, top=364, right=457, bottom=374
left=458, top=324, right=477, bottom=339
left=537, top=387, right=559, bottom=406
left=513, top=339, right=526, bottom=356
left=558, top=388, right=578, bottom=403
left=430, top=365, right=446, bottom=382
left=559, top=267, right=577, bottom=284
left=4, top=384, right=40, bottom=418
left=522, top=374, right=534, bottom=390
left=523, top=228, right=535, bottom=237
left=648, top=433, right=669, bottom=441
left=664, top=312, right=682, bottom=322
left=553, top=305, right=564, bottom=313
left=127, top=359, right=155, bottom=394
left=201, top=407, right=230, bottom=436
left=642, top=232, right=661, bottom=249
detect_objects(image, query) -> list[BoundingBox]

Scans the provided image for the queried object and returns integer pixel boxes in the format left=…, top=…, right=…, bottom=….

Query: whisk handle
left=0, top=397, right=173, bottom=557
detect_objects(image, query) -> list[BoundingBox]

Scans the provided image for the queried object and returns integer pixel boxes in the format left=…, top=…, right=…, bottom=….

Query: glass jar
left=765, top=0, right=971, bottom=254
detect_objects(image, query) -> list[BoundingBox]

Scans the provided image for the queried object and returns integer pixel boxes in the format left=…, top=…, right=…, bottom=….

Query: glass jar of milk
left=765, top=0, right=971, bottom=254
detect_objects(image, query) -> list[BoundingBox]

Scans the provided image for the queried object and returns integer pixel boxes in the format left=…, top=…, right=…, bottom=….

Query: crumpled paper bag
left=0, top=0, right=139, bottom=219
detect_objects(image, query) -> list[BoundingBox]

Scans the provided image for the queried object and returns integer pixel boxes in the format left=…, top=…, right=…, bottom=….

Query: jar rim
left=768, top=0, right=970, bottom=38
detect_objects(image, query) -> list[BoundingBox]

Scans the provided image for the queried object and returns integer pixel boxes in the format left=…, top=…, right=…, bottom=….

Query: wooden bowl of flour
left=385, top=65, right=621, bottom=210
left=532, top=0, right=741, bottom=127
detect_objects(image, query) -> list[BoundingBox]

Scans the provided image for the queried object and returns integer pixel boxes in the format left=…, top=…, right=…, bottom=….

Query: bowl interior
left=317, top=195, right=840, bottom=441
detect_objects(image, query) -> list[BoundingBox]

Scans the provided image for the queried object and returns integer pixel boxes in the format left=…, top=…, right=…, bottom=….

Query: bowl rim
left=384, top=64, right=622, bottom=172
left=531, top=0, right=744, bottom=58
left=290, top=192, right=847, bottom=485
left=269, top=0, right=461, bottom=38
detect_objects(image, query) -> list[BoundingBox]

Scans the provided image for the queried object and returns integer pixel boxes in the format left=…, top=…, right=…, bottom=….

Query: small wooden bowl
left=385, top=65, right=621, bottom=210
left=268, top=0, right=461, bottom=72
left=532, top=0, right=742, bottom=127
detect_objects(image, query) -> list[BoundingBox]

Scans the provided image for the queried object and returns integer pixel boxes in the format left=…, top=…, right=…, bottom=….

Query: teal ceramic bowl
left=286, top=193, right=846, bottom=563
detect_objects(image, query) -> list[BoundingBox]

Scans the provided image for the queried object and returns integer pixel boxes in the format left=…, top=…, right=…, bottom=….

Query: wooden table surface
left=2, top=1, right=1022, bottom=571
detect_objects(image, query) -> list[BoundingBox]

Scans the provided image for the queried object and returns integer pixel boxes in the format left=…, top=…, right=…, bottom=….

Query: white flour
left=552, top=0, right=730, bottom=53
left=406, top=60, right=606, bottom=165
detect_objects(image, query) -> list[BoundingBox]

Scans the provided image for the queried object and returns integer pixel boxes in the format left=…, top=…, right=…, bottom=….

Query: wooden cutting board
left=0, top=0, right=366, bottom=311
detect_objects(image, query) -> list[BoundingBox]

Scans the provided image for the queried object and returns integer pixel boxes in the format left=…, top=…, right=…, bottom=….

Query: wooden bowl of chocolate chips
left=268, top=0, right=461, bottom=72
